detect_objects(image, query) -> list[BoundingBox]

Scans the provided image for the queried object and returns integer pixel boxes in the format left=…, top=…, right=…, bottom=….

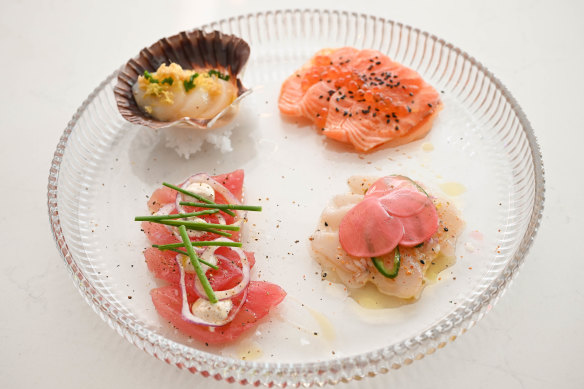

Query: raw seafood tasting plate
left=47, top=9, right=544, bottom=387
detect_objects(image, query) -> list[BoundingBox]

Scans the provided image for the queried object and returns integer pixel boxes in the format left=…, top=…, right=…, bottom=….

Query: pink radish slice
left=399, top=201, right=439, bottom=247
left=366, top=176, right=412, bottom=199
left=377, top=188, right=429, bottom=217
left=339, top=197, right=404, bottom=257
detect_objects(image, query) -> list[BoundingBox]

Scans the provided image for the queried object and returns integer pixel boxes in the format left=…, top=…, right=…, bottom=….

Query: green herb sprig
left=166, top=248, right=218, bottom=270
left=134, top=209, right=219, bottom=221
left=208, top=69, right=230, bottom=81
left=179, top=202, right=262, bottom=212
left=152, top=240, right=242, bottom=250
left=183, top=73, right=199, bottom=92
left=178, top=225, right=217, bottom=303
left=143, top=70, right=159, bottom=84
left=162, top=182, right=235, bottom=217
left=153, top=219, right=240, bottom=231
left=148, top=219, right=233, bottom=237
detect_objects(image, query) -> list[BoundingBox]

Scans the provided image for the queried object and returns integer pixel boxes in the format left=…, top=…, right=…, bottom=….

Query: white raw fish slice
left=318, top=194, right=362, bottom=231
left=312, top=231, right=370, bottom=289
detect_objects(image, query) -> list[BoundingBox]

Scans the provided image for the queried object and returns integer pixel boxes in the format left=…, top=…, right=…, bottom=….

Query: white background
left=1, top=0, right=583, bottom=388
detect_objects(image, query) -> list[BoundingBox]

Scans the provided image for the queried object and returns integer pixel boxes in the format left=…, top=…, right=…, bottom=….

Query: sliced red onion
left=194, top=238, right=250, bottom=301
left=175, top=255, right=247, bottom=327
left=152, top=203, right=185, bottom=239
left=157, top=174, right=247, bottom=241
left=191, top=254, right=242, bottom=300
left=175, top=173, right=244, bottom=218
left=154, top=203, right=175, bottom=216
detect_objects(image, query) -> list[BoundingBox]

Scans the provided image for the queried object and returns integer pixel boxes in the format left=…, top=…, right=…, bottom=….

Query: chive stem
left=167, top=248, right=219, bottom=270
left=152, top=219, right=240, bottom=231
left=163, top=182, right=236, bottom=217
left=134, top=209, right=219, bottom=221
left=178, top=225, right=217, bottom=303
left=179, top=202, right=262, bottom=212
left=153, top=241, right=242, bottom=250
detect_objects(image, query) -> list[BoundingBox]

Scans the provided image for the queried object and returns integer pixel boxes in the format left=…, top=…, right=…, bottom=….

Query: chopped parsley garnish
left=161, top=77, right=173, bottom=85
left=183, top=73, right=199, bottom=92
left=143, top=70, right=159, bottom=84
left=208, top=69, right=230, bottom=81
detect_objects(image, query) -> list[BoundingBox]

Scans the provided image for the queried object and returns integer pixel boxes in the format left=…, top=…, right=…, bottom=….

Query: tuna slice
left=143, top=169, right=245, bottom=245
left=150, top=281, right=286, bottom=345
left=142, top=169, right=285, bottom=344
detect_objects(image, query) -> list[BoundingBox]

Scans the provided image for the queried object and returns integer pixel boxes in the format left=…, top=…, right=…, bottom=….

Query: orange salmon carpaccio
left=278, top=47, right=442, bottom=152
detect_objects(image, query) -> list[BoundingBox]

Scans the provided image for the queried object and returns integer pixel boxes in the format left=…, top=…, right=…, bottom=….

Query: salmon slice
left=278, top=47, right=441, bottom=151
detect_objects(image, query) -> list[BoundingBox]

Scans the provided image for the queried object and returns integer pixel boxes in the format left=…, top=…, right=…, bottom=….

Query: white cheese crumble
left=179, top=249, right=217, bottom=274
left=184, top=182, right=215, bottom=203
left=185, top=216, right=209, bottom=238
left=191, top=299, right=233, bottom=324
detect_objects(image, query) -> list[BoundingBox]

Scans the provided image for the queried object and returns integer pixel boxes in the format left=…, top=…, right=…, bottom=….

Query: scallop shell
left=114, top=30, right=251, bottom=129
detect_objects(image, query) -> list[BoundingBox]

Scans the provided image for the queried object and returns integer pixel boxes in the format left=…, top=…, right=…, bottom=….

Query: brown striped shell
left=114, top=30, right=251, bottom=129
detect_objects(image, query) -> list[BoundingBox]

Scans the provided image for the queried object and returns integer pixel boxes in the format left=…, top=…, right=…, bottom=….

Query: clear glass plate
left=47, top=9, right=544, bottom=387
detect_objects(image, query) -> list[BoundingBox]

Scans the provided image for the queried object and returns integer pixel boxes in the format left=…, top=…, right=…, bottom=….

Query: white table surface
left=1, top=0, right=583, bottom=387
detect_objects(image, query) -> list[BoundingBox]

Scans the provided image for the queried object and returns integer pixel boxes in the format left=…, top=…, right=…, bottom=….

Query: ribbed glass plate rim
left=47, top=9, right=545, bottom=387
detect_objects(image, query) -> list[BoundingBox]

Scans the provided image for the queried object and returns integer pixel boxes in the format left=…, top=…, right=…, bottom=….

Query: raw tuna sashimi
left=138, top=170, right=285, bottom=344
left=279, top=48, right=442, bottom=152
left=143, top=169, right=245, bottom=245
left=144, top=246, right=257, bottom=292
left=151, top=281, right=286, bottom=345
